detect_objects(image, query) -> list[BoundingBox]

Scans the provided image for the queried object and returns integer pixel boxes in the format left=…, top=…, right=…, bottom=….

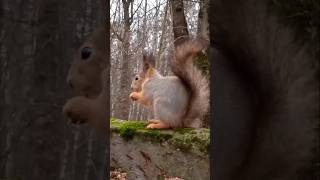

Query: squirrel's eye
left=135, top=77, right=139, bottom=80
left=81, top=47, right=92, bottom=60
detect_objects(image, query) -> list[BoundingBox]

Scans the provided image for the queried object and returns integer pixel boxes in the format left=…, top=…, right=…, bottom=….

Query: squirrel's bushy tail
left=170, top=38, right=209, bottom=127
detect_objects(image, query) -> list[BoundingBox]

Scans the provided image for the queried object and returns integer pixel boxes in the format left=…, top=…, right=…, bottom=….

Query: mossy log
left=110, top=118, right=210, bottom=180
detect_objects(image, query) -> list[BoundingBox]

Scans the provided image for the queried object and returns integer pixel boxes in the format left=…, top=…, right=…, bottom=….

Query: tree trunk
left=170, top=0, right=189, bottom=45
left=0, top=1, right=108, bottom=179
left=113, top=0, right=133, bottom=120
left=197, top=0, right=209, bottom=41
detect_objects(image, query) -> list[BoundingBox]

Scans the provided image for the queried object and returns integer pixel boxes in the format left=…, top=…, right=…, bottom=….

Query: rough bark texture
left=110, top=119, right=210, bottom=180
left=170, top=0, right=189, bottom=45
left=0, top=1, right=108, bottom=180
left=197, top=0, right=209, bottom=40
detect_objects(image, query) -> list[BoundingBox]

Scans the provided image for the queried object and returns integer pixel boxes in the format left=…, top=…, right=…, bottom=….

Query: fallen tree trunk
left=110, top=118, right=210, bottom=180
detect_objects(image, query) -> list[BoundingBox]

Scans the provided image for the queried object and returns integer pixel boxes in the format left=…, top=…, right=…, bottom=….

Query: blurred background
left=0, top=0, right=107, bottom=180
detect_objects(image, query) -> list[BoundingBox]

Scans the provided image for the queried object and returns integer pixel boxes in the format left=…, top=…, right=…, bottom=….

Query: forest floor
left=110, top=168, right=185, bottom=180
left=110, top=168, right=127, bottom=180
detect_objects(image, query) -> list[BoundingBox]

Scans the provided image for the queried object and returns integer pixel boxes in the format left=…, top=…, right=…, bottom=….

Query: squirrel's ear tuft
left=142, top=50, right=156, bottom=71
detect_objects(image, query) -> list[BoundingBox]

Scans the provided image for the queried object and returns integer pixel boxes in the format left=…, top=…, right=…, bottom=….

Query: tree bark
left=197, top=0, right=209, bottom=41
left=0, top=1, right=108, bottom=179
left=113, top=0, right=134, bottom=120
left=170, top=0, right=189, bottom=45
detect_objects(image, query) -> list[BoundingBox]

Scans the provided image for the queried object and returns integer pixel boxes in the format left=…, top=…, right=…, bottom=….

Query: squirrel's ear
left=142, top=51, right=155, bottom=72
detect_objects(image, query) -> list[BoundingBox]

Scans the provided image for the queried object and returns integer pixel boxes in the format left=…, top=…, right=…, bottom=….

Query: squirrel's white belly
left=143, top=76, right=189, bottom=117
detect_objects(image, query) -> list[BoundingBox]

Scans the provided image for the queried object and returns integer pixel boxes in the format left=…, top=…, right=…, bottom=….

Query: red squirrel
left=129, top=38, right=209, bottom=129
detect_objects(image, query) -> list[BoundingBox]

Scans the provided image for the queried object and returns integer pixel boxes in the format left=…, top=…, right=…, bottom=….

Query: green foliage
left=271, top=0, right=320, bottom=55
left=194, top=52, right=210, bottom=77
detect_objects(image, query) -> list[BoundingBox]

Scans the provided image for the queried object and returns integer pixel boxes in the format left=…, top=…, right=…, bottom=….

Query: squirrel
left=66, top=27, right=107, bottom=98
left=129, top=38, right=209, bottom=129
left=63, top=27, right=108, bottom=131
left=63, top=69, right=108, bottom=131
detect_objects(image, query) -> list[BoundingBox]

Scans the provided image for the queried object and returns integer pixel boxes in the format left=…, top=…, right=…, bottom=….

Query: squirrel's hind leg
left=146, top=97, right=182, bottom=129
left=146, top=119, right=170, bottom=129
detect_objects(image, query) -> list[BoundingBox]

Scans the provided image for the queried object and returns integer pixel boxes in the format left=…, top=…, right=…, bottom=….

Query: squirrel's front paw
left=63, top=96, right=90, bottom=124
left=129, top=92, right=139, bottom=101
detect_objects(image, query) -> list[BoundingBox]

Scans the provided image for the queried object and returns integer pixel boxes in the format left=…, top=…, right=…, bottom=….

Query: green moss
left=140, top=129, right=172, bottom=141
left=168, top=129, right=210, bottom=154
left=110, top=118, right=147, bottom=139
left=110, top=118, right=172, bottom=141
left=174, top=128, right=194, bottom=134
left=110, top=118, right=210, bottom=155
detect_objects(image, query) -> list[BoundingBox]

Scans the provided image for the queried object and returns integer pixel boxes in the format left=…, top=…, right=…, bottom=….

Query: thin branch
left=111, top=23, right=124, bottom=42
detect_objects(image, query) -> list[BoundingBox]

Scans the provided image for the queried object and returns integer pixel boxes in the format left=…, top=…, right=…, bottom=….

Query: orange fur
left=129, top=39, right=209, bottom=129
left=146, top=119, right=170, bottom=129
left=129, top=91, right=150, bottom=107
left=146, top=68, right=156, bottom=78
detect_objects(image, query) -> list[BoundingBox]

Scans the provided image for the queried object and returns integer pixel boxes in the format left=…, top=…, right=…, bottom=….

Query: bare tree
left=170, top=0, right=189, bottom=44
left=197, top=0, right=209, bottom=40
left=112, top=0, right=134, bottom=120
left=110, top=0, right=205, bottom=123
